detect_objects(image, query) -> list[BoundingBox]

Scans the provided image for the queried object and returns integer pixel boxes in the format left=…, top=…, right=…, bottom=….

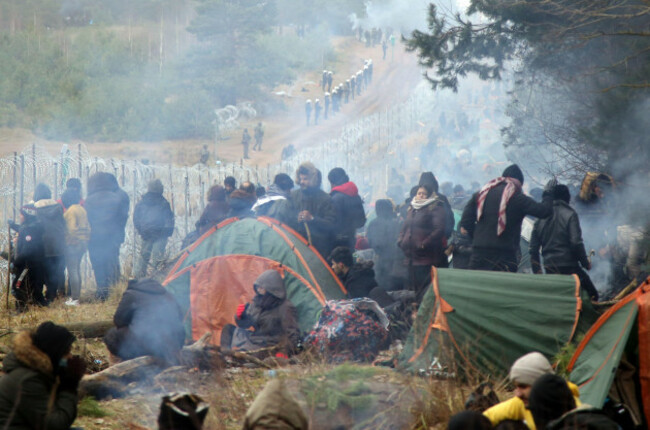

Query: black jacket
left=13, top=216, right=46, bottom=275
left=460, top=184, right=552, bottom=254
left=133, top=192, right=174, bottom=241
left=330, top=182, right=366, bottom=246
left=340, top=261, right=378, bottom=298
left=34, top=200, right=66, bottom=257
left=288, top=188, right=336, bottom=259
left=85, top=172, right=130, bottom=246
left=367, top=216, right=401, bottom=263
left=529, top=200, right=590, bottom=272
left=107, top=279, right=185, bottom=361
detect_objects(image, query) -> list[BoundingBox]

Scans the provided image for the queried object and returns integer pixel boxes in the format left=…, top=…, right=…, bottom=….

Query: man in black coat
left=330, top=246, right=378, bottom=298
left=367, top=199, right=402, bottom=290
left=85, top=172, right=130, bottom=300
left=530, top=184, right=598, bottom=300
left=328, top=167, right=366, bottom=249
left=288, top=162, right=337, bottom=259
left=460, top=164, right=554, bottom=272
left=133, top=179, right=175, bottom=278
left=104, top=278, right=185, bottom=364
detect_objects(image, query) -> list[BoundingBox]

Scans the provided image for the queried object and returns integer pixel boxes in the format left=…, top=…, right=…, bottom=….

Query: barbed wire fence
left=0, top=82, right=436, bottom=296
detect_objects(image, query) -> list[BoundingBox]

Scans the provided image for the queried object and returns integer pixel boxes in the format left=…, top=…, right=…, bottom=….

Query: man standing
left=460, top=164, right=553, bottom=272
left=330, top=246, right=378, bottom=299
left=289, top=162, right=336, bottom=259
left=324, top=93, right=330, bottom=120
left=529, top=184, right=598, bottom=300
left=241, top=129, right=251, bottom=159
left=305, top=100, right=312, bottom=126
left=327, top=71, right=333, bottom=92
left=328, top=167, right=366, bottom=249
left=199, top=145, right=210, bottom=165
left=133, top=179, right=175, bottom=278
left=253, top=122, right=264, bottom=152
left=85, top=172, right=130, bottom=300
left=314, top=99, right=322, bottom=125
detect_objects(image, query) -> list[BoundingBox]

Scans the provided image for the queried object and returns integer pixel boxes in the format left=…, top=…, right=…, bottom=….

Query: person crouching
left=104, top=278, right=185, bottom=365
left=221, top=270, right=300, bottom=357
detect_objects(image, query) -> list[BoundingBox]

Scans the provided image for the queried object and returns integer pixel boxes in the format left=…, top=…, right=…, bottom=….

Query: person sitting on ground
left=483, top=352, right=581, bottom=429
left=0, top=321, right=86, bottom=429
left=252, top=173, right=294, bottom=223
left=528, top=374, right=618, bottom=430
left=221, top=270, right=300, bottom=356
left=529, top=184, right=598, bottom=301
left=330, top=246, right=378, bottom=299
left=104, top=278, right=185, bottom=365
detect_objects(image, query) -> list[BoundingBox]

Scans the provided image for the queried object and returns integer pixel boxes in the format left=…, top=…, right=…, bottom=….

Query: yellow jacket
left=64, top=204, right=90, bottom=246
left=483, top=381, right=581, bottom=430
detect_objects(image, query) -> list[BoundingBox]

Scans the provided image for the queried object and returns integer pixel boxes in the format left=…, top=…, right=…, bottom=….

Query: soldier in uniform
left=327, top=71, right=333, bottom=92
left=344, top=80, right=350, bottom=104
left=350, top=75, right=356, bottom=100
left=324, top=93, right=330, bottom=120
left=241, top=129, right=251, bottom=159
left=322, top=70, right=327, bottom=91
left=305, top=99, right=312, bottom=126
left=314, top=99, right=322, bottom=125
left=356, top=71, right=363, bottom=95
left=253, top=122, right=264, bottom=151
left=331, top=89, right=338, bottom=115
left=367, top=59, right=373, bottom=83
left=199, top=145, right=209, bottom=165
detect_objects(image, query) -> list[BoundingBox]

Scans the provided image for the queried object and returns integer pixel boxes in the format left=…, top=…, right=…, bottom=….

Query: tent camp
left=163, top=216, right=347, bottom=345
left=399, top=267, right=599, bottom=378
left=567, top=278, right=650, bottom=426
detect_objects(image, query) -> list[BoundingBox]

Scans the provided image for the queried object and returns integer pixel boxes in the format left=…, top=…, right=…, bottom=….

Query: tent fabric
left=399, top=267, right=598, bottom=378
left=568, top=280, right=650, bottom=418
left=163, top=217, right=347, bottom=345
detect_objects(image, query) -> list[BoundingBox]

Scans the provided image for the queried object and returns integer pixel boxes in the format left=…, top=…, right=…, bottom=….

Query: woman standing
left=398, top=184, right=448, bottom=302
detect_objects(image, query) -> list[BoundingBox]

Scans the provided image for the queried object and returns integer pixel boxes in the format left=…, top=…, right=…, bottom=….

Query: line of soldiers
left=305, top=59, right=374, bottom=126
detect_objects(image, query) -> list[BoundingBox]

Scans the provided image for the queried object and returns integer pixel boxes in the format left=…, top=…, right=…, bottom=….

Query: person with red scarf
left=460, top=164, right=554, bottom=272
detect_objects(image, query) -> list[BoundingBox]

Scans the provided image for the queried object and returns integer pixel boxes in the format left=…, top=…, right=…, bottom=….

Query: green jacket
left=0, top=331, right=77, bottom=430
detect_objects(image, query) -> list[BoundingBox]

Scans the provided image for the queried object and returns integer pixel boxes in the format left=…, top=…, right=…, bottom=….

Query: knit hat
left=148, top=178, right=164, bottom=195
left=327, top=167, right=349, bottom=187
left=509, top=352, right=554, bottom=386
left=528, top=373, right=575, bottom=429
left=502, top=164, right=525, bottom=185
left=32, top=321, right=76, bottom=367
left=418, top=172, right=439, bottom=193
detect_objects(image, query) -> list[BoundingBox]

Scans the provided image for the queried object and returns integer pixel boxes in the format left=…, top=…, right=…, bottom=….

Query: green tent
left=567, top=280, right=650, bottom=425
left=163, top=217, right=347, bottom=345
left=398, top=267, right=598, bottom=378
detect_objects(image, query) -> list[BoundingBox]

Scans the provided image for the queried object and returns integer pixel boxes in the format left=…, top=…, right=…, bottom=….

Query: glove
left=59, top=355, right=86, bottom=392
left=236, top=304, right=247, bottom=319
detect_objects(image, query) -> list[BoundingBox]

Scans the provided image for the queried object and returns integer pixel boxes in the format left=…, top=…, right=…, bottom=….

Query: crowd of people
left=305, top=58, right=374, bottom=126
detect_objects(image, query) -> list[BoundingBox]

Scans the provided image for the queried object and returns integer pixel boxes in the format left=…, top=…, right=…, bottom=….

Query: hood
left=128, top=278, right=167, bottom=295
left=295, top=162, right=322, bottom=189
left=254, top=270, right=286, bottom=300
left=140, top=191, right=165, bottom=203
left=4, top=331, right=53, bottom=376
left=331, top=181, right=359, bottom=197
left=229, top=190, right=256, bottom=213
left=35, top=199, right=64, bottom=219
left=87, top=172, right=119, bottom=196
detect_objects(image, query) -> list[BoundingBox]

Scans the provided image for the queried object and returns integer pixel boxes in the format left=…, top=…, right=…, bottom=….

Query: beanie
left=327, top=167, right=349, bottom=186
left=148, top=179, right=164, bottom=195
left=509, top=352, right=554, bottom=386
left=418, top=172, right=439, bottom=193
left=528, top=374, right=575, bottom=429
left=32, top=321, right=76, bottom=367
left=553, top=184, right=571, bottom=203
left=502, top=164, right=525, bottom=185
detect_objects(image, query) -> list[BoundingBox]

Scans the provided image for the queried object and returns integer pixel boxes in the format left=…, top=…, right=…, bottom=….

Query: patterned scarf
left=476, top=177, right=522, bottom=236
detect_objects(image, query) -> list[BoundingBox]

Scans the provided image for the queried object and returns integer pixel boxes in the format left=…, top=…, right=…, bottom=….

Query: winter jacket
left=460, top=184, right=552, bottom=254
left=253, top=184, right=293, bottom=224
left=84, top=172, right=130, bottom=246
left=289, top=187, right=336, bottom=259
left=367, top=216, right=401, bottom=267
left=398, top=198, right=447, bottom=267
left=0, top=331, right=77, bottom=430
left=235, top=271, right=300, bottom=352
left=106, top=279, right=185, bottom=362
left=483, top=381, right=580, bottom=430
left=529, top=200, right=590, bottom=273
left=13, top=216, right=46, bottom=275
left=330, top=182, right=366, bottom=247
left=340, top=261, right=378, bottom=298
left=34, top=199, right=66, bottom=257
left=196, top=201, right=229, bottom=234
left=133, top=192, right=174, bottom=241
left=63, top=204, right=90, bottom=246
left=547, top=405, right=619, bottom=430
